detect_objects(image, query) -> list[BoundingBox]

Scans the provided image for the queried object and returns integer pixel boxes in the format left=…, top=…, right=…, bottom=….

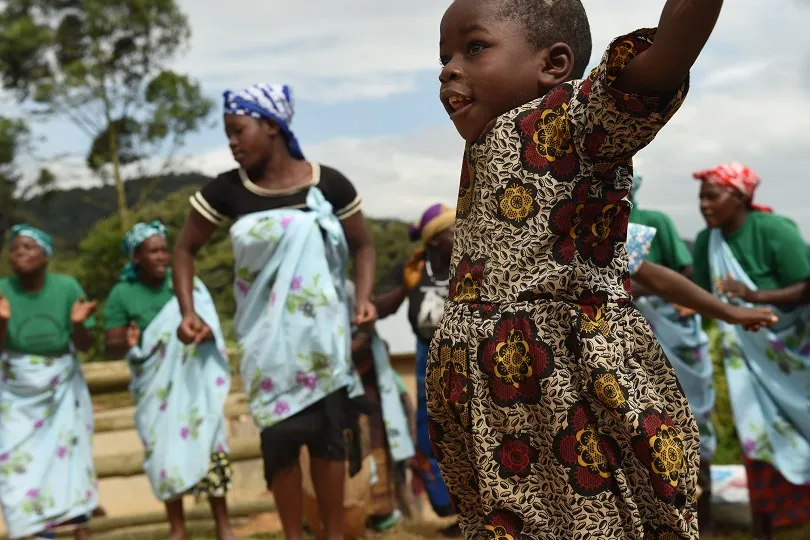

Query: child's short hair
left=496, top=0, right=593, bottom=79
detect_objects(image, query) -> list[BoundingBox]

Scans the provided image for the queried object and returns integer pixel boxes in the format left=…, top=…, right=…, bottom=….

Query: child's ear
left=537, top=43, right=576, bottom=88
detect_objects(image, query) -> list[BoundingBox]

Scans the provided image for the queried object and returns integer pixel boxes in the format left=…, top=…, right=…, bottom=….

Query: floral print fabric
left=126, top=279, right=232, bottom=501
left=626, top=223, right=656, bottom=276
left=0, top=352, right=98, bottom=538
left=426, top=29, right=699, bottom=539
left=230, top=187, right=360, bottom=430
left=708, top=229, right=810, bottom=486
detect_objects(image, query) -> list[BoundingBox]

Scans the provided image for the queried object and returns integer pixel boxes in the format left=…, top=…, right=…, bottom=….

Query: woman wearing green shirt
left=103, top=221, right=234, bottom=540
left=629, top=175, right=716, bottom=532
left=0, top=225, right=98, bottom=539
left=692, top=163, right=810, bottom=539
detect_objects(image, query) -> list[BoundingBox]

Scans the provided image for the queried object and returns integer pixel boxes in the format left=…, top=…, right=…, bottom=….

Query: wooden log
left=95, top=435, right=261, bottom=479
left=82, top=353, right=242, bottom=395
left=50, top=498, right=276, bottom=538
left=94, top=394, right=250, bottom=433
left=390, top=352, right=415, bottom=372
left=83, top=361, right=131, bottom=394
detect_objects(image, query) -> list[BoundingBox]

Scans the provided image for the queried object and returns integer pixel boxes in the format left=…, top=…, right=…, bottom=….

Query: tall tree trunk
left=103, top=101, right=128, bottom=232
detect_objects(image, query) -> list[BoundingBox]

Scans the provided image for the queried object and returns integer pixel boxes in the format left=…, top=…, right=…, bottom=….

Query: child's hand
left=726, top=306, right=777, bottom=332
left=403, top=248, right=426, bottom=291
left=126, top=321, right=140, bottom=349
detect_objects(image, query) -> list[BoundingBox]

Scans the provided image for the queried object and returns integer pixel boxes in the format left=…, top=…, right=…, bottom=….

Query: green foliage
left=708, top=321, right=743, bottom=464
left=0, top=115, right=55, bottom=228
left=0, top=0, right=213, bottom=226
left=76, top=186, right=232, bottom=307
left=21, top=172, right=210, bottom=247
left=0, top=116, right=28, bottom=223
left=366, top=219, right=414, bottom=290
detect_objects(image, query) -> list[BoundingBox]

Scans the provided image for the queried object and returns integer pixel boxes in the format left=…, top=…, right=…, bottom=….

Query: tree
left=0, top=117, right=28, bottom=221
left=0, top=116, right=54, bottom=227
left=0, top=0, right=213, bottom=231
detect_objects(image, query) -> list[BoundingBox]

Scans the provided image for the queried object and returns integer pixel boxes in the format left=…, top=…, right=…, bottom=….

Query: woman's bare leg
left=73, top=526, right=91, bottom=540
left=310, top=458, right=345, bottom=540
left=209, top=496, right=237, bottom=540
left=271, top=464, right=305, bottom=540
left=752, top=511, right=772, bottom=540
left=165, top=498, right=186, bottom=540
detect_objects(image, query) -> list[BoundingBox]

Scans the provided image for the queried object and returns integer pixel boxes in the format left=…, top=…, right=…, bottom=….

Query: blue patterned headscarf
left=10, top=224, right=53, bottom=257
left=120, top=220, right=168, bottom=282
left=223, top=83, right=304, bottom=160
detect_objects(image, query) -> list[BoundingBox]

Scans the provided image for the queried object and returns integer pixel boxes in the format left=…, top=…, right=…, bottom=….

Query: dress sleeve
left=691, top=230, right=712, bottom=292
left=766, top=217, right=810, bottom=287
left=320, top=166, right=363, bottom=220
left=626, top=224, right=657, bottom=276
left=190, top=172, right=234, bottom=226
left=570, top=29, right=690, bottom=167
left=102, top=284, right=129, bottom=331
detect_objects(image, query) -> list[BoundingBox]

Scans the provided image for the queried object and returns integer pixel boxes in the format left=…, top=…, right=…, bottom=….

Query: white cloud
left=15, top=0, right=810, bottom=243
left=174, top=0, right=810, bottom=102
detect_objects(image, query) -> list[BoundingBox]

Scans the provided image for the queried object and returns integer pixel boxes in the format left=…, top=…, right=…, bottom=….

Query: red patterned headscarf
left=693, top=162, right=772, bottom=213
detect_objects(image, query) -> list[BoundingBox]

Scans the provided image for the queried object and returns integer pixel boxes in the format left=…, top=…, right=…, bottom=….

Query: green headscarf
left=120, top=220, right=167, bottom=282
left=10, top=224, right=53, bottom=257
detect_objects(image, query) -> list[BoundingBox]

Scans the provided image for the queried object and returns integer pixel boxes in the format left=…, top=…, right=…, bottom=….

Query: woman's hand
left=403, top=248, right=426, bottom=291
left=726, top=306, right=778, bottom=332
left=177, top=314, right=212, bottom=345
left=354, top=299, right=378, bottom=327
left=717, top=276, right=755, bottom=302
left=71, top=297, right=97, bottom=325
left=0, top=294, right=10, bottom=322
left=126, top=322, right=140, bottom=349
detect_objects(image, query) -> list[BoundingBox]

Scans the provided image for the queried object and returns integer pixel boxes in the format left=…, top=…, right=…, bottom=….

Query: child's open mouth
left=447, top=95, right=474, bottom=117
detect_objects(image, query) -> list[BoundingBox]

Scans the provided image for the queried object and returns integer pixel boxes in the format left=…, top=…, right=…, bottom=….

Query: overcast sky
left=9, top=0, right=810, bottom=242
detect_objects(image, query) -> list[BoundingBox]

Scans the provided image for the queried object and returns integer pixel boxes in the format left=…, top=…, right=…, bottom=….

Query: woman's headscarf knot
left=223, top=83, right=304, bottom=160
left=693, top=162, right=772, bottom=213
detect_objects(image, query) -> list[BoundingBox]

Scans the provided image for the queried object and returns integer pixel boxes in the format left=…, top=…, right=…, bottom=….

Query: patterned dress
left=425, top=29, right=699, bottom=539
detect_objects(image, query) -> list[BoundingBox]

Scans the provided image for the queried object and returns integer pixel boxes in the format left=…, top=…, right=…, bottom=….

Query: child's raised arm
left=615, top=0, right=723, bottom=95
left=634, top=260, right=777, bottom=331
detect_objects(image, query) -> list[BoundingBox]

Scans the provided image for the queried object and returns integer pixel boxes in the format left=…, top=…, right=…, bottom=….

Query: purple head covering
left=408, top=204, right=455, bottom=243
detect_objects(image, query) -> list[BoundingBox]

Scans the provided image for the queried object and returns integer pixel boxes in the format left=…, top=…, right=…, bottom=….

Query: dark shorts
left=260, top=388, right=351, bottom=487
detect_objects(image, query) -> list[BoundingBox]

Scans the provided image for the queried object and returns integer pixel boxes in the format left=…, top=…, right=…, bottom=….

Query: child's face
left=439, top=0, right=546, bottom=142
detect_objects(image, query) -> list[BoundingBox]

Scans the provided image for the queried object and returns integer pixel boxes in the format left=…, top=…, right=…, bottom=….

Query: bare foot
left=217, top=525, right=239, bottom=540
left=168, top=529, right=187, bottom=540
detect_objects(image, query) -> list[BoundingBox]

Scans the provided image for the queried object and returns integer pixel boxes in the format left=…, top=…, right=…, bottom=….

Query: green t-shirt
left=103, top=276, right=175, bottom=331
left=693, top=211, right=810, bottom=292
left=629, top=207, right=693, bottom=271
left=0, top=273, right=96, bottom=356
